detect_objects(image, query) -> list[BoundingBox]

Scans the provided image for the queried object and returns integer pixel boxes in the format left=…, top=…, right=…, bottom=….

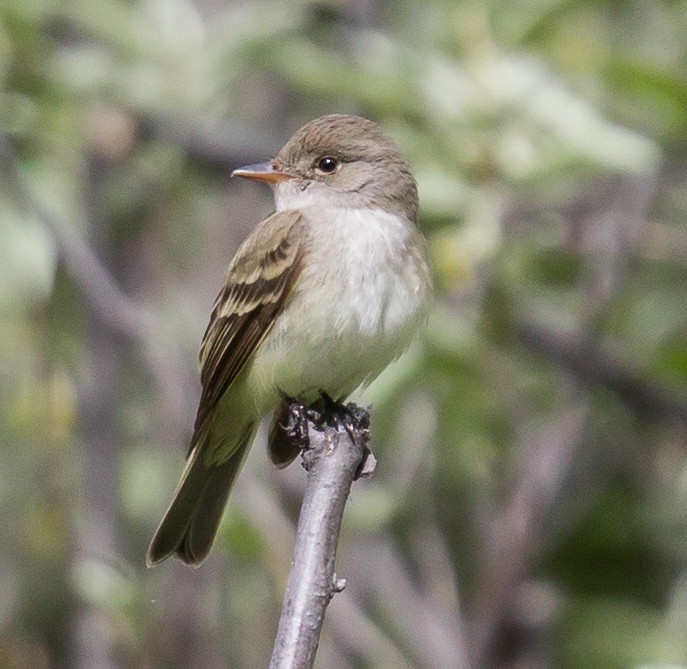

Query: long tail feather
left=146, top=429, right=253, bottom=567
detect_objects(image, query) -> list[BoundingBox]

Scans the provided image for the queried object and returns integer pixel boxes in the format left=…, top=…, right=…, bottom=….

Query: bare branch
left=239, top=473, right=417, bottom=669
left=269, top=409, right=372, bottom=669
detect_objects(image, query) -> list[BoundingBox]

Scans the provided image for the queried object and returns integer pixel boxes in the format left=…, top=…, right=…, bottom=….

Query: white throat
left=274, top=183, right=331, bottom=212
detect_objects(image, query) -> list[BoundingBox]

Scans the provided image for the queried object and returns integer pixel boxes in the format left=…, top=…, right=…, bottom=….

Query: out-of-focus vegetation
left=1, top=0, right=687, bottom=667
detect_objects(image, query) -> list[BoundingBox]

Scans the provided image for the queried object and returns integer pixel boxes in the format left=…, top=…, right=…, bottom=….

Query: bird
left=146, top=114, right=432, bottom=567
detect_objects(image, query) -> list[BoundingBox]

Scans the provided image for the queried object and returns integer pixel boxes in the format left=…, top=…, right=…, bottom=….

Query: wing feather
left=191, top=210, right=306, bottom=444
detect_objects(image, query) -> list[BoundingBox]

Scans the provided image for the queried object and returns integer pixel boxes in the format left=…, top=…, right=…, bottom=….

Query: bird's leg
left=281, top=397, right=313, bottom=451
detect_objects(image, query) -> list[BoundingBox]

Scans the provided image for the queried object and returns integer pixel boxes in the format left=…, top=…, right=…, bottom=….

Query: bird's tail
left=146, top=427, right=254, bottom=567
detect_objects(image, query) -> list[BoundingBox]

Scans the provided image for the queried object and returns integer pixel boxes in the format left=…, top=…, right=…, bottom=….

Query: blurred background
left=1, top=0, right=687, bottom=667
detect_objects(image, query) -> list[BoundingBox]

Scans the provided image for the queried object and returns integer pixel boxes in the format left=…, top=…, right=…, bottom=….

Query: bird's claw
left=282, top=398, right=314, bottom=450
left=286, top=392, right=375, bottom=477
left=315, top=390, right=370, bottom=438
left=315, top=393, right=374, bottom=479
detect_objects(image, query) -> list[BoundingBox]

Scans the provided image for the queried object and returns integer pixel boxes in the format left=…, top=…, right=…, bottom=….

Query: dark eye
left=315, top=156, right=339, bottom=174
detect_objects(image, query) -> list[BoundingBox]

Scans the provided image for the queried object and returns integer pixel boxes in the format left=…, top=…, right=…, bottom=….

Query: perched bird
left=147, top=114, right=432, bottom=566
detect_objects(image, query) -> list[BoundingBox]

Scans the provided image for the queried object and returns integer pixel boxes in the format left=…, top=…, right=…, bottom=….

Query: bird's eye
left=315, top=156, right=339, bottom=174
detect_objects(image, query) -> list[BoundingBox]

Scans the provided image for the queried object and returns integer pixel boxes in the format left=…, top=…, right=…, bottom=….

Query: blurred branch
left=472, top=170, right=679, bottom=665
left=350, top=537, right=473, bottom=669
left=326, top=596, right=417, bottom=669
left=0, top=133, right=191, bottom=423
left=514, top=318, right=687, bottom=428
left=576, top=173, right=657, bottom=323
left=71, top=156, right=123, bottom=669
left=269, top=407, right=371, bottom=669
left=138, top=113, right=280, bottom=171
left=0, top=135, right=150, bottom=338
left=471, top=391, right=589, bottom=667
left=0, top=134, right=228, bottom=664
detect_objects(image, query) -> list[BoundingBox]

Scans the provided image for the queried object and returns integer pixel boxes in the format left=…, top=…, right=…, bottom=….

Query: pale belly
left=248, top=275, right=424, bottom=407
left=245, top=207, right=430, bottom=411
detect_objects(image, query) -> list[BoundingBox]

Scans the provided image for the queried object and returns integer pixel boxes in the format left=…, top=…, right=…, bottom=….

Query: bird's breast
left=248, top=206, right=430, bottom=406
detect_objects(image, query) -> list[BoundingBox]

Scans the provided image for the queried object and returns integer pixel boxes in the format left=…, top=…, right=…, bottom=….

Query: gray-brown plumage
left=147, top=115, right=431, bottom=566
left=147, top=211, right=306, bottom=566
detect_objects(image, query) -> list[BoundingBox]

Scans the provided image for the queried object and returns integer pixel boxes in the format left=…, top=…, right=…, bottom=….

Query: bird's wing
left=191, top=209, right=307, bottom=447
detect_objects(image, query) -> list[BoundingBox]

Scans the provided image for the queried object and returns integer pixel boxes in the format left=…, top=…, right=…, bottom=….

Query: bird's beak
left=231, top=161, right=295, bottom=183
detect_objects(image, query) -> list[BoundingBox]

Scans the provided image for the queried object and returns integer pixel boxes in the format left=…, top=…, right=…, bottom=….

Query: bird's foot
left=282, top=397, right=318, bottom=450
left=316, top=391, right=371, bottom=437
left=289, top=392, right=375, bottom=479
left=316, top=392, right=374, bottom=478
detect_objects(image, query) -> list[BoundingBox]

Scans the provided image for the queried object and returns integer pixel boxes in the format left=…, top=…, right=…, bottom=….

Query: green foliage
left=1, top=0, right=687, bottom=667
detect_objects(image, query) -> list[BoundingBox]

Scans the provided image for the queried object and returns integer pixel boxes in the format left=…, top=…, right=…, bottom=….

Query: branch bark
left=269, top=409, right=372, bottom=669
